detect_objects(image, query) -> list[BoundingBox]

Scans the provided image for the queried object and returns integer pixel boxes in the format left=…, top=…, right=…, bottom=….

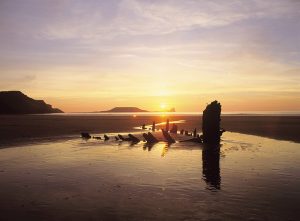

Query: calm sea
left=45, top=111, right=300, bottom=116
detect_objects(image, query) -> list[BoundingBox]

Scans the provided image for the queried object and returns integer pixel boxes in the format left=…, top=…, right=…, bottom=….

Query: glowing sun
left=160, top=103, right=167, bottom=110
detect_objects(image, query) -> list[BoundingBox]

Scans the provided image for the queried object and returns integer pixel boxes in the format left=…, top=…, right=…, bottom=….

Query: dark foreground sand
left=0, top=132, right=299, bottom=221
left=0, top=114, right=300, bottom=147
left=0, top=117, right=300, bottom=220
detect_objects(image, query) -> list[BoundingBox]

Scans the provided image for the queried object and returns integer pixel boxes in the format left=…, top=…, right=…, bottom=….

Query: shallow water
left=0, top=132, right=299, bottom=220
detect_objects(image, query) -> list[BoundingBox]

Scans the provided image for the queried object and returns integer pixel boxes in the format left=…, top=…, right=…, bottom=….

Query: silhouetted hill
left=101, top=107, right=148, bottom=112
left=0, top=91, right=63, bottom=114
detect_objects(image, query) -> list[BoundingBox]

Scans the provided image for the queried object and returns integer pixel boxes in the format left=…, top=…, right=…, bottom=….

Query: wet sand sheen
left=0, top=132, right=299, bottom=220
left=1, top=115, right=300, bottom=147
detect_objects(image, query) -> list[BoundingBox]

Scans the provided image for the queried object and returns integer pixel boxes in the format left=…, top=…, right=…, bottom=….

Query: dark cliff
left=0, top=91, right=63, bottom=114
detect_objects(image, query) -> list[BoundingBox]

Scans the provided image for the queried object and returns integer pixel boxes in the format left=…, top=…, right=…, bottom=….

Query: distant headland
left=98, top=107, right=176, bottom=113
left=100, top=107, right=148, bottom=113
left=0, top=91, right=63, bottom=114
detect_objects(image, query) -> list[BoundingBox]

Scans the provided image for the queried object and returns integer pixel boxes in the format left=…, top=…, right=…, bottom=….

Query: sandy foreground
left=0, top=114, right=300, bottom=147
left=0, top=132, right=299, bottom=220
left=0, top=115, right=299, bottom=220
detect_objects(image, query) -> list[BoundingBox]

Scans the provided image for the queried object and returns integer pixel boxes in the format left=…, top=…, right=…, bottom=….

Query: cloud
left=27, top=0, right=299, bottom=40
left=0, top=74, right=37, bottom=89
left=0, top=0, right=300, bottom=111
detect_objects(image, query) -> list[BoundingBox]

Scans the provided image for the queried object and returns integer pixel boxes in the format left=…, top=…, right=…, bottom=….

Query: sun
left=160, top=103, right=167, bottom=110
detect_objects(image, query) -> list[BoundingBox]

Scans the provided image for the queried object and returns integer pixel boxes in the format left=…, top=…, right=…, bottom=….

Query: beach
left=2, top=0, right=300, bottom=220
left=1, top=114, right=300, bottom=147
left=0, top=132, right=299, bottom=220
left=1, top=114, right=300, bottom=220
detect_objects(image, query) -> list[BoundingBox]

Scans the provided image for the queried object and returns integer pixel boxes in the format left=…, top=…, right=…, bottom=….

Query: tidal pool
left=0, top=132, right=299, bottom=220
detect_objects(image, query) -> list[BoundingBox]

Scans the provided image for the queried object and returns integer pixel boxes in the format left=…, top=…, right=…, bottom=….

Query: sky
left=0, top=0, right=300, bottom=112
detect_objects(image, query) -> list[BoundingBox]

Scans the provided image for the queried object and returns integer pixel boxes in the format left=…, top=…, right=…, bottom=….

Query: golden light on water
left=160, top=143, right=169, bottom=157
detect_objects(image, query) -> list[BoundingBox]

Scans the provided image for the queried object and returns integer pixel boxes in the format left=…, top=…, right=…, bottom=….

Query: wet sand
left=1, top=114, right=300, bottom=147
left=0, top=132, right=299, bottom=220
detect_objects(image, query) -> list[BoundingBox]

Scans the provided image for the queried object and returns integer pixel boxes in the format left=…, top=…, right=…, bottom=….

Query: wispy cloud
left=0, top=0, right=300, bottom=111
left=1, top=0, right=298, bottom=41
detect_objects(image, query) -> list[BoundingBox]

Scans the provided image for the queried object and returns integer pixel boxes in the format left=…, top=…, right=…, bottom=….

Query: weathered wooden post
left=165, top=119, right=170, bottom=132
left=170, top=124, right=178, bottom=134
left=193, top=128, right=197, bottom=137
left=104, top=134, right=110, bottom=141
left=152, top=121, right=156, bottom=131
left=202, top=101, right=222, bottom=144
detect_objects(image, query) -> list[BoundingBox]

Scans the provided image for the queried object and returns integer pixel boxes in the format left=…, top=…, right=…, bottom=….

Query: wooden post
left=165, top=119, right=169, bottom=132
left=152, top=121, right=156, bottom=131
left=202, top=101, right=222, bottom=144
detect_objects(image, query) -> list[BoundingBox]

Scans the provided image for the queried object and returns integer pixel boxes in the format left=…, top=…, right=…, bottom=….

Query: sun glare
left=160, top=103, right=167, bottom=110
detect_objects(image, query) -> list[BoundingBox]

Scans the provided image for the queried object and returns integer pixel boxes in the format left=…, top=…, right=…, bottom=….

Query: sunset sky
left=0, top=0, right=300, bottom=112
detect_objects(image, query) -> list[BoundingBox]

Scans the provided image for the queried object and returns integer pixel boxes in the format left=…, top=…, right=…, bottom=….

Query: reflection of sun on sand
left=133, top=120, right=186, bottom=130
left=1, top=130, right=299, bottom=220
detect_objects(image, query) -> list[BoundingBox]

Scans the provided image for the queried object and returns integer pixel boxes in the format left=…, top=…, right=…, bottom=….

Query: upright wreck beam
left=202, top=101, right=222, bottom=144
left=165, top=119, right=170, bottom=132
left=152, top=121, right=156, bottom=131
